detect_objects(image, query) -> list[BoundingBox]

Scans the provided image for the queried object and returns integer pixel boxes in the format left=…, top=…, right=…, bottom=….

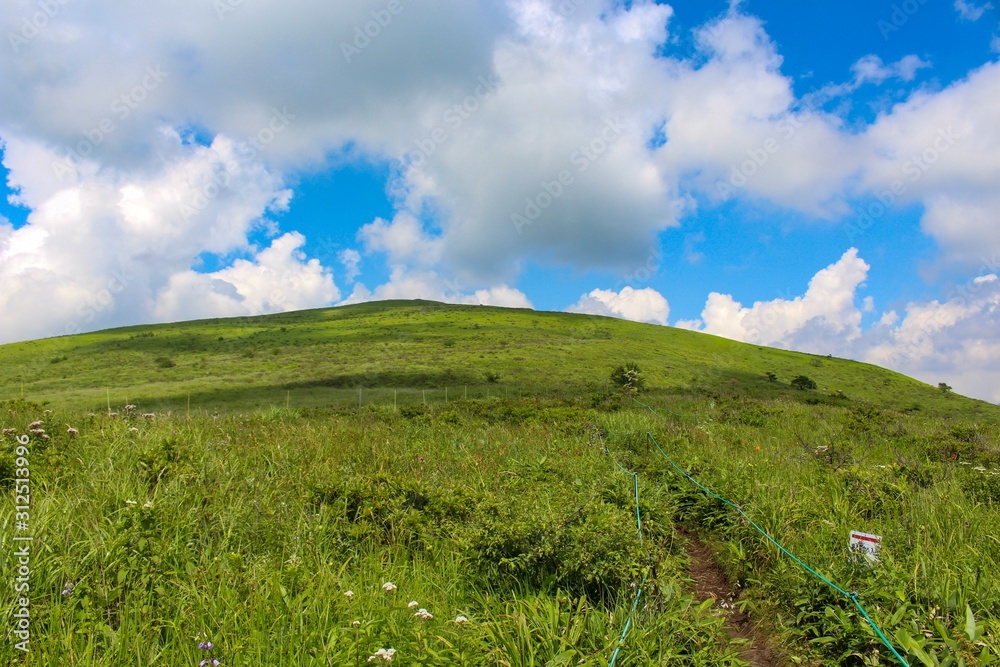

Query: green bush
left=791, top=374, right=817, bottom=390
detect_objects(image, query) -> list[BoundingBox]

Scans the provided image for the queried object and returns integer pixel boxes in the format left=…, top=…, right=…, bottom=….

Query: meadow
left=1, top=301, right=998, bottom=666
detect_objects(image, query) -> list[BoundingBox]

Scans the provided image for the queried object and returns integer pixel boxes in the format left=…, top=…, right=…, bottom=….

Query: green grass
left=0, top=300, right=996, bottom=420
left=0, top=300, right=998, bottom=666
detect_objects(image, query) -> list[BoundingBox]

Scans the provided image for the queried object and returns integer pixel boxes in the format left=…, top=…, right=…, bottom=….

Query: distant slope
left=1, top=299, right=996, bottom=420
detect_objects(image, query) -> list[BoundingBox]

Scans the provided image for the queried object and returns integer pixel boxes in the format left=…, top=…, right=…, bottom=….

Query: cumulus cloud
left=568, top=286, right=670, bottom=325
left=679, top=251, right=1000, bottom=403
left=338, top=248, right=362, bottom=283
left=152, top=232, right=338, bottom=322
left=677, top=249, right=870, bottom=352
left=0, top=131, right=318, bottom=343
left=859, top=61, right=1000, bottom=268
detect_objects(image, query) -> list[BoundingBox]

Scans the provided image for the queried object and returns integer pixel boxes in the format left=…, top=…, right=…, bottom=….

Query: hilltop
left=0, top=300, right=996, bottom=422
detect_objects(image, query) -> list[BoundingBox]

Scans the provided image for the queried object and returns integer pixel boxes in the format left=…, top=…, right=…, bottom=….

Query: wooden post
left=394, top=389, right=397, bottom=410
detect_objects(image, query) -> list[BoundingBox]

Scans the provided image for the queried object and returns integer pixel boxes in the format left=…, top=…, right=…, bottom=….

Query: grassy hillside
left=1, top=301, right=998, bottom=666
left=0, top=300, right=996, bottom=421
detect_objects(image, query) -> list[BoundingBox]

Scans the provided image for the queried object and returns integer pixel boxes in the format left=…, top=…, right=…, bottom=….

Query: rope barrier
left=594, top=427, right=645, bottom=667
left=640, top=421, right=910, bottom=667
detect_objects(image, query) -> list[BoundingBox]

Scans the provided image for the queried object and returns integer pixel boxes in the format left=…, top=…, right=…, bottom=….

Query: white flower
left=368, top=648, right=396, bottom=662
left=414, top=608, right=433, bottom=620
left=344, top=590, right=354, bottom=599
left=352, top=620, right=361, bottom=627
left=381, top=582, right=396, bottom=593
left=454, top=615, right=469, bottom=625
left=143, top=501, right=153, bottom=509
left=407, top=600, right=419, bottom=609
left=125, top=500, right=137, bottom=505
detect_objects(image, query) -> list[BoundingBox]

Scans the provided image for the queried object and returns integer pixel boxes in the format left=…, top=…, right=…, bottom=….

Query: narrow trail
left=681, top=530, right=785, bottom=667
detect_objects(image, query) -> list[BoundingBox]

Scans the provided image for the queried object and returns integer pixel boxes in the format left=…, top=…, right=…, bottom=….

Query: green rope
left=595, top=428, right=645, bottom=667
left=645, top=430, right=910, bottom=667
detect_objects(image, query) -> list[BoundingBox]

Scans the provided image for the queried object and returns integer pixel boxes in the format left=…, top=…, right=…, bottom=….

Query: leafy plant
left=791, top=374, right=817, bottom=390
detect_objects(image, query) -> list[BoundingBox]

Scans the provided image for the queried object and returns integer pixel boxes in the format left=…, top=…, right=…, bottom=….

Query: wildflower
left=200, top=660, right=220, bottom=667
left=29, top=420, right=43, bottom=428
left=407, top=600, right=419, bottom=609
left=126, top=500, right=137, bottom=505
left=382, top=582, right=397, bottom=593
left=454, top=615, right=469, bottom=625
left=974, top=466, right=987, bottom=472
left=353, top=620, right=361, bottom=627
left=143, top=500, right=153, bottom=509
left=199, top=641, right=213, bottom=650
left=61, top=583, right=74, bottom=596
left=128, top=427, right=139, bottom=432
left=414, top=608, right=433, bottom=620
left=344, top=590, right=354, bottom=599
left=367, top=647, right=396, bottom=662
left=67, top=426, right=79, bottom=435
left=755, top=445, right=761, bottom=451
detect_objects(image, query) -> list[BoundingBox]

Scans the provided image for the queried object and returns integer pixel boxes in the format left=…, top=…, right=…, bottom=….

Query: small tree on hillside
left=938, top=382, right=952, bottom=394
left=610, top=362, right=645, bottom=397
left=791, top=375, right=817, bottom=391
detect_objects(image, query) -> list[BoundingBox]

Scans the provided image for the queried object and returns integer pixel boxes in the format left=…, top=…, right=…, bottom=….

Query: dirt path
left=681, top=531, right=785, bottom=667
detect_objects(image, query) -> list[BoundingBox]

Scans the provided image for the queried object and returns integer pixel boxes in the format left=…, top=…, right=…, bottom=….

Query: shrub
left=154, top=356, right=175, bottom=369
left=610, top=362, right=645, bottom=396
left=484, top=370, right=501, bottom=384
left=790, top=375, right=817, bottom=390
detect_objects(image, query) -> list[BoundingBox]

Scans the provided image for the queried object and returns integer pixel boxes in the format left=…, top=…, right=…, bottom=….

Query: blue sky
left=1, top=0, right=999, bottom=401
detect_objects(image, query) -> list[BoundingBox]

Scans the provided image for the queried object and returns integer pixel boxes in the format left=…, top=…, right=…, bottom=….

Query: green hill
left=1, top=301, right=998, bottom=666
left=1, top=299, right=996, bottom=421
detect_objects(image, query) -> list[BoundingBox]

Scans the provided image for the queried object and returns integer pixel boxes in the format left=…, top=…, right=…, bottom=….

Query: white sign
left=849, top=531, right=882, bottom=562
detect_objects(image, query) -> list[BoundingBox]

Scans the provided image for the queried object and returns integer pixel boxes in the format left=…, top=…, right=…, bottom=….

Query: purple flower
left=200, top=660, right=220, bottom=667
left=199, top=641, right=213, bottom=650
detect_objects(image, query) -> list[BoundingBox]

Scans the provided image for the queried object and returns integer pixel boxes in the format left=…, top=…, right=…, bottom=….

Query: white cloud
left=0, top=132, right=312, bottom=343
left=338, top=248, right=362, bottom=283
left=861, top=271, right=1000, bottom=403
left=860, top=61, right=1000, bottom=268
left=152, top=232, right=338, bottom=322
left=679, top=248, right=870, bottom=352
left=568, top=286, right=669, bottom=325
left=851, top=54, right=930, bottom=85
left=679, top=252, right=1000, bottom=403
left=954, top=0, right=993, bottom=21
